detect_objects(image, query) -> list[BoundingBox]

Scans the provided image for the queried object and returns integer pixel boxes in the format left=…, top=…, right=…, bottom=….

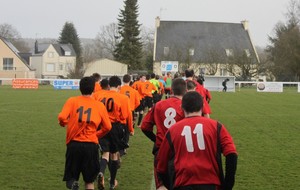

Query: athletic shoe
left=71, top=181, right=79, bottom=190
left=97, top=173, right=105, bottom=190
left=109, top=179, right=118, bottom=190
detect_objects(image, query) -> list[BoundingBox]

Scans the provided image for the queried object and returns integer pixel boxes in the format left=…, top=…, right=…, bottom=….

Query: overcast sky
left=0, top=0, right=291, bottom=47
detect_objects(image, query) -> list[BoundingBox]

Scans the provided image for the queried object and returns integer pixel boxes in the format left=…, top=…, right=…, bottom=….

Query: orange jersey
left=94, top=90, right=134, bottom=133
left=139, top=81, right=157, bottom=97
left=131, top=80, right=141, bottom=91
left=120, top=85, right=141, bottom=111
left=58, top=96, right=112, bottom=145
left=94, top=82, right=102, bottom=93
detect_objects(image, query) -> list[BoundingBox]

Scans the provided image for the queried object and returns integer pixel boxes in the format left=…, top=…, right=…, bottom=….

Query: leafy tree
left=266, top=0, right=300, bottom=81
left=114, top=0, right=143, bottom=70
left=58, top=22, right=84, bottom=78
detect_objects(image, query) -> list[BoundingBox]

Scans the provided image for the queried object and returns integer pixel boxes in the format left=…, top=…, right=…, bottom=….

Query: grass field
left=0, top=85, right=299, bottom=190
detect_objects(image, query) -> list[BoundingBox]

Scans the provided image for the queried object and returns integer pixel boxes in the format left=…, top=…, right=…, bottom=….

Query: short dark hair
left=109, top=76, right=121, bottom=87
left=172, top=78, right=186, bottom=96
left=92, top=73, right=101, bottom=81
left=151, top=73, right=156, bottom=79
left=123, top=74, right=131, bottom=83
left=146, top=74, right=151, bottom=80
left=185, top=69, right=194, bottom=78
left=100, top=78, right=109, bottom=89
left=80, top=77, right=95, bottom=95
left=182, top=91, right=203, bottom=113
left=186, top=80, right=196, bottom=91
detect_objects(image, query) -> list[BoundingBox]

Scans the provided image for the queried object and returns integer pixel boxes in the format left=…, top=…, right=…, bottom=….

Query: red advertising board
left=12, top=79, right=39, bottom=89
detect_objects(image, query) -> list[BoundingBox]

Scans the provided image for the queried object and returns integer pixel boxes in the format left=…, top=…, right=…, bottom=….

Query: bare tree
left=0, top=23, right=30, bottom=52
left=95, top=23, right=119, bottom=59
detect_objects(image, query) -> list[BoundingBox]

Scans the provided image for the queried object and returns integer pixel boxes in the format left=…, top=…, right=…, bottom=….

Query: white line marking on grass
left=150, top=173, right=156, bottom=190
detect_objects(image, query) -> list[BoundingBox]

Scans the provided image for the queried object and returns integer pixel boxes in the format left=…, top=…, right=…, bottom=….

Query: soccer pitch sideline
left=0, top=85, right=299, bottom=190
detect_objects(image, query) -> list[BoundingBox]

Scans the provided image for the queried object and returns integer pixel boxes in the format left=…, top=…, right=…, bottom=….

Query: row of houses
left=0, top=37, right=128, bottom=81
left=0, top=18, right=259, bottom=81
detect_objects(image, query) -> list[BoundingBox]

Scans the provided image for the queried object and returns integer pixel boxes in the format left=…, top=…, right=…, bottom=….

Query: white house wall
left=84, top=59, right=128, bottom=76
left=0, top=39, right=34, bottom=80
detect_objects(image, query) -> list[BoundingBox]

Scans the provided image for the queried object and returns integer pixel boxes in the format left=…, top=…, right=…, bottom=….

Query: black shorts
left=63, top=141, right=100, bottom=183
left=99, top=122, right=129, bottom=153
left=135, top=98, right=145, bottom=112
left=144, top=96, right=153, bottom=108
left=152, top=92, right=161, bottom=103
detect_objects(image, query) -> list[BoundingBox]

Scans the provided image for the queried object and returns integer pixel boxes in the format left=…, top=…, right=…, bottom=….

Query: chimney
left=241, top=20, right=249, bottom=31
left=155, top=16, right=160, bottom=28
left=34, top=40, right=38, bottom=54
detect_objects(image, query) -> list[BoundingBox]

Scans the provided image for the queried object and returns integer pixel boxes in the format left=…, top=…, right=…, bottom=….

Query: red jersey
left=58, top=96, right=112, bottom=144
left=186, top=79, right=211, bottom=114
left=141, top=97, right=184, bottom=148
left=94, top=90, right=134, bottom=133
left=156, top=116, right=237, bottom=188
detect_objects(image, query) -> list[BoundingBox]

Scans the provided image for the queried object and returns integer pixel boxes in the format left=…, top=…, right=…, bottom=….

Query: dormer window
left=163, top=47, right=169, bottom=56
left=225, top=49, right=234, bottom=57
left=189, top=48, right=194, bottom=56
left=64, top=51, right=71, bottom=56
left=244, top=49, right=251, bottom=57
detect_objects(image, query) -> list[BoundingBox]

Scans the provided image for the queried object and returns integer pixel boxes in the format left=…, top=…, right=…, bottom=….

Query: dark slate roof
left=34, top=43, right=76, bottom=56
left=18, top=52, right=32, bottom=65
left=155, top=20, right=259, bottom=63
left=53, top=44, right=76, bottom=56
left=0, top=37, right=33, bottom=70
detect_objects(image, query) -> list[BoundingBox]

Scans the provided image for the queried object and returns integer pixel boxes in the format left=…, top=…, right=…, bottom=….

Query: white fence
left=0, top=78, right=299, bottom=93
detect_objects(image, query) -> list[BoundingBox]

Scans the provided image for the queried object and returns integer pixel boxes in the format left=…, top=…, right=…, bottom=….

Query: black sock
left=138, top=113, right=143, bottom=125
left=110, top=160, right=119, bottom=186
left=99, top=158, right=108, bottom=175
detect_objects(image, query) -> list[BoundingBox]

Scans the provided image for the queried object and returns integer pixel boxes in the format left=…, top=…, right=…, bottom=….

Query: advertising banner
left=161, top=61, right=178, bottom=72
left=257, top=82, right=283, bottom=92
left=53, top=80, right=79, bottom=90
left=12, top=79, right=39, bottom=89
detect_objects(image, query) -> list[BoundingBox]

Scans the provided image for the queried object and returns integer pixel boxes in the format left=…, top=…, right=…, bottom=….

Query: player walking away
left=141, top=74, right=157, bottom=111
left=94, top=76, right=134, bottom=190
left=139, top=78, right=187, bottom=189
left=186, top=80, right=196, bottom=92
left=58, top=76, right=112, bottom=190
left=163, top=72, right=172, bottom=99
left=156, top=75, right=165, bottom=102
left=222, top=78, right=230, bottom=92
left=156, top=91, right=238, bottom=190
left=149, top=73, right=161, bottom=104
left=131, top=75, right=146, bottom=127
left=120, top=74, right=141, bottom=126
left=92, top=73, right=102, bottom=93
left=197, top=75, right=212, bottom=104
left=185, top=69, right=211, bottom=118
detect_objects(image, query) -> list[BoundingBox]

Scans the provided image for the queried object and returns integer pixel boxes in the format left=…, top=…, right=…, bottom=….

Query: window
left=225, top=49, right=234, bottom=57
left=46, top=63, right=55, bottom=72
left=189, top=48, right=194, bottom=56
left=64, top=51, right=71, bottom=56
left=220, top=68, right=227, bottom=76
left=59, top=64, right=64, bottom=71
left=244, top=49, right=251, bottom=57
left=200, top=68, right=205, bottom=75
left=48, top=52, right=54, bottom=58
left=163, top=47, right=169, bottom=56
left=3, top=58, right=14, bottom=70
